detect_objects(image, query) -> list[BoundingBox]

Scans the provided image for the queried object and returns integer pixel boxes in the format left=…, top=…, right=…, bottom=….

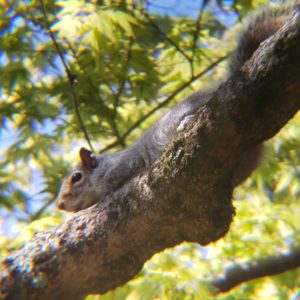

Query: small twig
left=190, top=0, right=207, bottom=77
left=66, top=37, right=129, bottom=149
left=100, top=55, right=228, bottom=153
left=65, top=40, right=107, bottom=105
left=110, top=39, right=134, bottom=148
left=30, top=194, right=57, bottom=221
left=132, top=3, right=192, bottom=64
left=38, top=0, right=95, bottom=153
left=99, top=140, right=119, bottom=154
left=122, top=55, right=228, bottom=140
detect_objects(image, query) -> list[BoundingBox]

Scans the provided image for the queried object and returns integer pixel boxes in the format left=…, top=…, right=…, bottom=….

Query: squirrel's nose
left=57, top=202, right=65, bottom=210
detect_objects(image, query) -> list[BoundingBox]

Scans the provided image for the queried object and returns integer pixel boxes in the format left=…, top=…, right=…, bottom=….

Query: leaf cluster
left=1, top=0, right=300, bottom=299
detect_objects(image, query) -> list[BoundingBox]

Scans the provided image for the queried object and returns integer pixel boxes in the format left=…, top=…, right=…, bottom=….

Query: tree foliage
left=1, top=0, right=300, bottom=298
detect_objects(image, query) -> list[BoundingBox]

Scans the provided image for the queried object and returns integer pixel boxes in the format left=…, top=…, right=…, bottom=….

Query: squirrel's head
left=56, top=147, right=102, bottom=212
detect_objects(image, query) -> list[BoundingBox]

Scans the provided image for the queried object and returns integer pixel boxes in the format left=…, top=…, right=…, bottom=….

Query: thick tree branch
left=1, top=9, right=300, bottom=300
left=211, top=246, right=300, bottom=293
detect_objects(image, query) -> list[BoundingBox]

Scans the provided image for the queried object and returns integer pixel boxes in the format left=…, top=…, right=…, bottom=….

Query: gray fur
left=97, top=91, right=212, bottom=191
left=57, top=2, right=293, bottom=212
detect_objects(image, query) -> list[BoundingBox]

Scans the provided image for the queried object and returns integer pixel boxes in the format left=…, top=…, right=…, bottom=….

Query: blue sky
left=0, top=0, right=237, bottom=237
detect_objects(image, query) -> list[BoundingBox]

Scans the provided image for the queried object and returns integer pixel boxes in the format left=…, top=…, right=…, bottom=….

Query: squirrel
left=56, top=3, right=295, bottom=212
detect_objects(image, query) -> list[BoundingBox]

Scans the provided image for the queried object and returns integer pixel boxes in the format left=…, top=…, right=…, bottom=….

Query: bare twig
left=190, top=0, right=207, bottom=76
left=132, top=3, right=192, bottom=64
left=122, top=58, right=226, bottom=139
left=110, top=39, right=134, bottom=148
left=211, top=246, right=300, bottom=293
left=99, top=54, right=228, bottom=154
left=38, top=0, right=95, bottom=152
left=65, top=40, right=107, bottom=105
left=30, top=195, right=57, bottom=221
left=99, top=140, right=119, bottom=154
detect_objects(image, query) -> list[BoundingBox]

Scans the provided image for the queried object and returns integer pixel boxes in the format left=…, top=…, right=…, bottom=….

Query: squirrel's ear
left=79, top=147, right=98, bottom=169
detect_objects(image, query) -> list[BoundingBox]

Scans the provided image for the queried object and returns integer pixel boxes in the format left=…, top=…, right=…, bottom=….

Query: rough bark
left=1, top=9, right=300, bottom=300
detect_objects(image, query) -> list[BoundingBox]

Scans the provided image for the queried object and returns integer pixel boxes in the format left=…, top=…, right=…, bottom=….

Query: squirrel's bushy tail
left=229, top=2, right=298, bottom=73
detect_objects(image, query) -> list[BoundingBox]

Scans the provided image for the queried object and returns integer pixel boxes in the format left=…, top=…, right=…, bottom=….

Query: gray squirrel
left=56, top=3, right=293, bottom=212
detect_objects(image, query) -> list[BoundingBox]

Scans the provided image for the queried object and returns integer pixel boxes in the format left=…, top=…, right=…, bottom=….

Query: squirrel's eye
left=71, top=172, right=83, bottom=184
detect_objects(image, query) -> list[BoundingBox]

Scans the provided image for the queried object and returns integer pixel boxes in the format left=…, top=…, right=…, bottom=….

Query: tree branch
left=1, top=8, right=300, bottom=300
left=211, top=246, right=300, bottom=293
left=110, top=39, right=134, bottom=148
left=38, top=0, right=95, bottom=153
left=66, top=41, right=105, bottom=104
left=99, top=54, right=228, bottom=154
left=133, top=3, right=192, bottom=64
left=190, top=0, right=207, bottom=76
